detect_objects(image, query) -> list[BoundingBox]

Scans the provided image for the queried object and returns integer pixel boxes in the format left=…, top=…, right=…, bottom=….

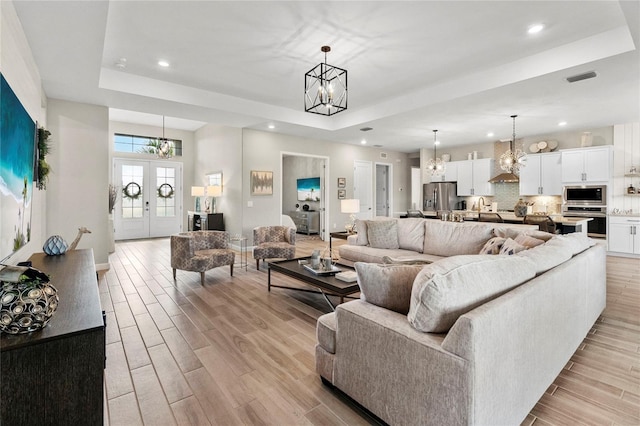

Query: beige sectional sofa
left=317, top=219, right=606, bottom=425
left=337, top=217, right=538, bottom=265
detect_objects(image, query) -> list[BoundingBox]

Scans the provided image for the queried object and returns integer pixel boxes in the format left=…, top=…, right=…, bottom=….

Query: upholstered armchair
left=253, top=226, right=296, bottom=269
left=170, top=231, right=235, bottom=285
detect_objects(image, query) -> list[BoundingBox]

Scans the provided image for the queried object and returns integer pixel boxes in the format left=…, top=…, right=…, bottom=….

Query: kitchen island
left=415, top=211, right=592, bottom=234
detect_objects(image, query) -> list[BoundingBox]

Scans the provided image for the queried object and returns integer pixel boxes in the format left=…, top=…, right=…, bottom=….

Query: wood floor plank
left=134, top=312, right=165, bottom=348
left=120, top=325, right=152, bottom=370
left=184, top=367, right=246, bottom=425
left=147, top=344, right=193, bottom=404
left=169, top=313, right=211, bottom=350
left=107, top=392, right=143, bottom=426
left=161, top=327, right=203, bottom=373
left=105, top=341, right=135, bottom=399
left=170, top=395, right=211, bottom=426
left=131, top=364, right=177, bottom=426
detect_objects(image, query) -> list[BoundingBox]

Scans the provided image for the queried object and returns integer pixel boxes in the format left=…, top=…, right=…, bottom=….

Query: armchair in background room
left=170, top=231, right=235, bottom=285
left=253, top=226, right=296, bottom=269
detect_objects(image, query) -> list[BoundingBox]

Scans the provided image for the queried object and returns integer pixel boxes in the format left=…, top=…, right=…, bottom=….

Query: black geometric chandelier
left=305, top=46, right=347, bottom=116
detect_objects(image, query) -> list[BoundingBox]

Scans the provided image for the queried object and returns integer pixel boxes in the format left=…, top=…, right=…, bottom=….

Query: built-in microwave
left=563, top=185, right=606, bottom=206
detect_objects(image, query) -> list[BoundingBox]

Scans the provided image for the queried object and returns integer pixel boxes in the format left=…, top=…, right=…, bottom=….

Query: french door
left=113, top=159, right=182, bottom=240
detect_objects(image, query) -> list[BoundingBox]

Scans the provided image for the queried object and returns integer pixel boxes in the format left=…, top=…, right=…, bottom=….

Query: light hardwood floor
left=101, top=237, right=639, bottom=425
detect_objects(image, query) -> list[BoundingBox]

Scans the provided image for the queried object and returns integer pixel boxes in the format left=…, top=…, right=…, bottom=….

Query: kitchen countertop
left=419, top=210, right=593, bottom=226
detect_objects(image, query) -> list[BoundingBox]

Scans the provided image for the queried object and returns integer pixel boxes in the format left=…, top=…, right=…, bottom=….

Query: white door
left=114, top=159, right=182, bottom=240
left=354, top=160, right=373, bottom=219
left=375, top=164, right=390, bottom=217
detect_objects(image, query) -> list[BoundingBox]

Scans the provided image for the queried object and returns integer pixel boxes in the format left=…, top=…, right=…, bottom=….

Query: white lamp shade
left=206, top=185, right=222, bottom=197
left=341, top=199, right=360, bottom=214
left=191, top=186, right=205, bottom=196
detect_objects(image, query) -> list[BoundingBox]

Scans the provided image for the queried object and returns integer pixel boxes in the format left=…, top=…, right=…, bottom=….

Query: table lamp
left=191, top=186, right=205, bottom=211
left=205, top=185, right=222, bottom=213
left=341, top=199, right=360, bottom=233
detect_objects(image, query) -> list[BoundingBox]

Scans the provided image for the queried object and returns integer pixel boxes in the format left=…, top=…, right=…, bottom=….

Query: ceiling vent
left=360, top=127, right=373, bottom=132
left=566, top=71, right=597, bottom=83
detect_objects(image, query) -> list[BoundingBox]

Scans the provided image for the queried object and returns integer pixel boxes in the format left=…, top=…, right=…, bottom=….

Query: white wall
left=47, top=99, right=109, bottom=266
left=0, top=1, right=46, bottom=264
left=241, top=129, right=410, bottom=242
left=193, top=124, right=243, bottom=237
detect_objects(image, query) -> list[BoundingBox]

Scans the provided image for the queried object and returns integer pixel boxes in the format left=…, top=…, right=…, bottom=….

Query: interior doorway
left=281, top=153, right=329, bottom=240
left=113, top=158, right=183, bottom=240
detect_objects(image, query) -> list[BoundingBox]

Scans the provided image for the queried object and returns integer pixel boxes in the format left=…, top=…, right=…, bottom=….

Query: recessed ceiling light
left=158, top=60, right=170, bottom=67
left=528, top=24, right=544, bottom=34
left=558, top=121, right=567, bottom=126
left=267, top=124, right=275, bottom=129
left=487, top=132, right=494, bottom=137
left=361, top=139, right=367, bottom=145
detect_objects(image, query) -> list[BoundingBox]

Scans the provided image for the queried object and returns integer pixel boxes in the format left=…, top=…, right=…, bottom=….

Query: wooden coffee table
left=267, top=257, right=359, bottom=310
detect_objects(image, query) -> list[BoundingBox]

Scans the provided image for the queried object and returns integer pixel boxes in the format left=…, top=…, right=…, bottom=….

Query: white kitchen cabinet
left=457, top=158, right=494, bottom=196
left=608, top=216, right=640, bottom=255
left=561, top=146, right=611, bottom=183
left=519, top=152, right=562, bottom=196
left=428, top=161, right=458, bottom=183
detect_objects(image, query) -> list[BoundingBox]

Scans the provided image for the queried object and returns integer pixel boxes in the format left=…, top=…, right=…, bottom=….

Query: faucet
left=477, top=197, right=486, bottom=212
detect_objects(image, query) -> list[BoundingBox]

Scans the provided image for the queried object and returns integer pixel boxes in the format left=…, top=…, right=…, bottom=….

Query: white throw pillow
left=479, top=237, right=506, bottom=255
left=499, top=238, right=527, bottom=255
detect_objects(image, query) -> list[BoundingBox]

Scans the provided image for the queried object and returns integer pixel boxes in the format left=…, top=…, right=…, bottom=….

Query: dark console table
left=0, top=249, right=105, bottom=424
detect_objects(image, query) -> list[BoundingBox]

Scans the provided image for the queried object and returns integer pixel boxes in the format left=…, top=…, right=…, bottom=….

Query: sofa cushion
left=424, top=222, right=493, bottom=256
left=479, top=237, right=506, bottom=254
left=382, top=255, right=433, bottom=265
left=499, top=238, right=527, bottom=255
left=545, top=233, right=595, bottom=255
left=355, top=262, right=424, bottom=315
left=367, top=220, right=400, bottom=249
left=317, top=313, right=337, bottom=354
left=396, top=218, right=425, bottom=252
left=338, top=245, right=430, bottom=265
left=408, top=255, right=536, bottom=333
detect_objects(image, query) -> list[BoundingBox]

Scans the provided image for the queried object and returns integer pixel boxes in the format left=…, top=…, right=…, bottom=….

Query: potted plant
left=0, top=266, right=58, bottom=334
left=36, top=127, right=52, bottom=190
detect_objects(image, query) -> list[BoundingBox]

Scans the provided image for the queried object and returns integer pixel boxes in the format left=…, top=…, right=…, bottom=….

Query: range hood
left=489, top=172, right=519, bottom=183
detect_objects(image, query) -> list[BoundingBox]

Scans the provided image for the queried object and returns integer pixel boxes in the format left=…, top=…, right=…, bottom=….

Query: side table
left=231, top=235, right=248, bottom=271
left=329, top=231, right=354, bottom=259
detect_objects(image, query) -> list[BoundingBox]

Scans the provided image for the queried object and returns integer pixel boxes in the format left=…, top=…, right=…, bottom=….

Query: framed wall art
left=337, top=177, right=346, bottom=188
left=250, top=170, right=273, bottom=195
left=338, top=189, right=346, bottom=199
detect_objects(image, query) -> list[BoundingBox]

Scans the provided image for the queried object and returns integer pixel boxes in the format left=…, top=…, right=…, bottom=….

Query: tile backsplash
left=493, top=183, right=520, bottom=211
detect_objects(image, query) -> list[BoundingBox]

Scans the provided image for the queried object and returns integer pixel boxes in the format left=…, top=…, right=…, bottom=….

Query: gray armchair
left=253, top=226, right=296, bottom=269
left=170, top=231, right=234, bottom=285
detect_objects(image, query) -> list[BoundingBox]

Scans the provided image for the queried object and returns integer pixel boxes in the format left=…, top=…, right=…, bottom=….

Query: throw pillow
left=408, top=255, right=536, bottom=333
left=366, top=220, right=400, bottom=249
left=354, top=219, right=369, bottom=246
left=479, top=236, right=506, bottom=255
left=499, top=238, right=527, bottom=255
left=523, top=230, right=555, bottom=241
left=355, top=262, right=424, bottom=315
left=514, top=234, right=545, bottom=248
left=492, top=227, right=521, bottom=240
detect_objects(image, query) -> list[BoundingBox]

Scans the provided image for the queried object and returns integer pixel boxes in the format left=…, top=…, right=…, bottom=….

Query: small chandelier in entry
left=157, top=116, right=173, bottom=159
left=499, top=115, right=526, bottom=174
left=426, top=129, right=446, bottom=176
left=305, top=46, right=347, bottom=116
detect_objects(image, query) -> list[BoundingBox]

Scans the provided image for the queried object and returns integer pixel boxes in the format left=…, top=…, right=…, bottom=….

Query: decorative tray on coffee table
left=302, top=264, right=341, bottom=276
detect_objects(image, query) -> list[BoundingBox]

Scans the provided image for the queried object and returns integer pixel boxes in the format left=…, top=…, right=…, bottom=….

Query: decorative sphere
left=43, top=235, right=68, bottom=255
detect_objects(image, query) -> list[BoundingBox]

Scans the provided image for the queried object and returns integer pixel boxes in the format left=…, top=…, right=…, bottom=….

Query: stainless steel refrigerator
left=423, top=182, right=458, bottom=212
